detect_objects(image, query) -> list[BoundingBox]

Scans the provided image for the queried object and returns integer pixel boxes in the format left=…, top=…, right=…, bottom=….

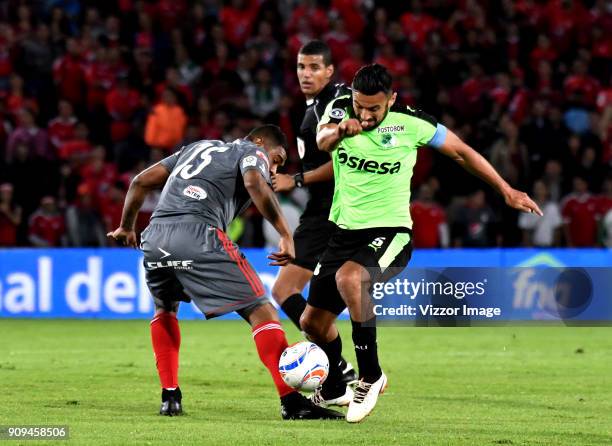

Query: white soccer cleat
left=310, top=385, right=353, bottom=408
left=346, top=372, right=388, bottom=423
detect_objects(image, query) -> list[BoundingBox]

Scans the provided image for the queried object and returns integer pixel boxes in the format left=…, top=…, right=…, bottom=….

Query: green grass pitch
left=1, top=319, right=610, bottom=445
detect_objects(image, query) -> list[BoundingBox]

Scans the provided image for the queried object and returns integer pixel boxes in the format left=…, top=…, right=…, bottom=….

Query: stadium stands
left=0, top=0, right=610, bottom=248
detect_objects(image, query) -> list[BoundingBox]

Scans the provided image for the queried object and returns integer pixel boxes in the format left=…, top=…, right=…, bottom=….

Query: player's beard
left=361, top=104, right=390, bottom=131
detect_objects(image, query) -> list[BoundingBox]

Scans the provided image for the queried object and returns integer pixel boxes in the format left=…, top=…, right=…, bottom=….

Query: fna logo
left=511, top=253, right=593, bottom=318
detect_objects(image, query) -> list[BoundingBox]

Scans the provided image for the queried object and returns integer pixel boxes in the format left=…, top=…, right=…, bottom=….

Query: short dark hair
left=247, top=124, right=288, bottom=149
left=352, top=64, right=393, bottom=95
left=298, top=40, right=332, bottom=66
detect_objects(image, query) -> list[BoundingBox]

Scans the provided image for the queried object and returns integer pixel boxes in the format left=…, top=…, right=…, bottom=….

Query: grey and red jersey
left=151, top=138, right=271, bottom=231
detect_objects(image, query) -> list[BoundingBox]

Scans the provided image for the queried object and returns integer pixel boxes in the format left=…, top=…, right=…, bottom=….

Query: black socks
left=319, top=335, right=345, bottom=397
left=280, top=293, right=307, bottom=329
left=351, top=318, right=382, bottom=383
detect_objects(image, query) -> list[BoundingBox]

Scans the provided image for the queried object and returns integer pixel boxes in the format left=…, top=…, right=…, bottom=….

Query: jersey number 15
left=171, top=142, right=231, bottom=180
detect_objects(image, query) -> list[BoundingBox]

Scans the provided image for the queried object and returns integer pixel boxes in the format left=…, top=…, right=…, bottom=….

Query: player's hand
left=268, top=235, right=295, bottom=266
left=107, top=227, right=138, bottom=248
left=503, top=188, right=543, bottom=216
left=338, top=119, right=362, bottom=137
left=272, top=173, right=295, bottom=193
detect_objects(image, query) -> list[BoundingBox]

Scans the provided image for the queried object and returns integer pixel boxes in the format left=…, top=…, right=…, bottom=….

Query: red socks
left=150, top=315, right=292, bottom=397
left=150, top=312, right=181, bottom=389
left=252, top=321, right=295, bottom=397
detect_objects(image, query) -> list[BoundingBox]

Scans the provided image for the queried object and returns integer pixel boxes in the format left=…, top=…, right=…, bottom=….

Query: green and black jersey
left=318, top=95, right=448, bottom=230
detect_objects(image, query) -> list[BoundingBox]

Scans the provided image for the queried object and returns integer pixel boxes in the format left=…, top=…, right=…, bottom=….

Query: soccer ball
left=278, top=341, right=329, bottom=391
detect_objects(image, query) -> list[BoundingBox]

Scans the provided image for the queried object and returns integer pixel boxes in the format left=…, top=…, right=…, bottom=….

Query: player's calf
left=150, top=311, right=181, bottom=391
left=245, top=303, right=297, bottom=398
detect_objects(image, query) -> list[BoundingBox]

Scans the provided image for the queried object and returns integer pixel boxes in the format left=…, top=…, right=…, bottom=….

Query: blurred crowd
left=0, top=0, right=610, bottom=249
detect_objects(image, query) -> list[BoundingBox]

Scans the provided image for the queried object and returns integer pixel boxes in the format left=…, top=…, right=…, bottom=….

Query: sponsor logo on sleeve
left=183, top=185, right=207, bottom=200
left=330, top=108, right=346, bottom=120
left=241, top=155, right=258, bottom=168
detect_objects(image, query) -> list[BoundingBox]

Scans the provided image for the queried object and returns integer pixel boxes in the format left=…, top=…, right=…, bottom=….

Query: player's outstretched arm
left=437, top=129, right=543, bottom=216
left=316, top=119, right=362, bottom=152
left=107, top=163, right=170, bottom=247
left=243, top=169, right=295, bottom=266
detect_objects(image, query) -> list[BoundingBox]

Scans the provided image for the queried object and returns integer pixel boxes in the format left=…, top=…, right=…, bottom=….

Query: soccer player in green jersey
left=300, top=64, right=543, bottom=423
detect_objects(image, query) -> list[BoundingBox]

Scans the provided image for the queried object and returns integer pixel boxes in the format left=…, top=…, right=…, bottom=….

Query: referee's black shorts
left=292, top=213, right=337, bottom=271
left=307, top=226, right=413, bottom=315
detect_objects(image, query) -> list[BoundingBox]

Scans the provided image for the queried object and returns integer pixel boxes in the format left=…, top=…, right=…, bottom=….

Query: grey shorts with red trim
left=141, top=218, right=268, bottom=318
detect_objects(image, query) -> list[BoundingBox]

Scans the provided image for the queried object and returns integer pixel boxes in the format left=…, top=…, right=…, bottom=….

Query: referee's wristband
left=293, top=172, right=305, bottom=188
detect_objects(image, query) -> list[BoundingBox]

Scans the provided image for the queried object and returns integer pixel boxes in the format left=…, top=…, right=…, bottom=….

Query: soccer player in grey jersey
left=108, top=125, right=343, bottom=420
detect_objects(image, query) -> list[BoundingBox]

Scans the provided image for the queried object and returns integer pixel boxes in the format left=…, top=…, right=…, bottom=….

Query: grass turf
left=0, top=320, right=610, bottom=445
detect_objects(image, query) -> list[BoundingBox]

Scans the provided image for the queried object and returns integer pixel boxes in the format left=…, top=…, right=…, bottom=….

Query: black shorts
left=293, top=214, right=337, bottom=271
left=141, top=219, right=268, bottom=318
left=307, top=226, right=413, bottom=315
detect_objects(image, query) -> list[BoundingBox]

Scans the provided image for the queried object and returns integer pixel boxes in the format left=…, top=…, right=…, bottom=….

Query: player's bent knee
left=270, top=284, right=284, bottom=303
left=336, top=267, right=372, bottom=311
left=271, top=265, right=312, bottom=303
left=335, top=269, right=362, bottom=295
left=300, top=313, right=326, bottom=340
left=271, top=282, right=299, bottom=304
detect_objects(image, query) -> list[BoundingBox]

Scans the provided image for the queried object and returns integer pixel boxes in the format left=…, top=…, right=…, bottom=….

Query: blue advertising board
left=1, top=248, right=611, bottom=320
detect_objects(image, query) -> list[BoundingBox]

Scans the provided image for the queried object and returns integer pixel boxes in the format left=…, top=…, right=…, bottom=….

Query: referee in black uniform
left=271, top=41, right=357, bottom=390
